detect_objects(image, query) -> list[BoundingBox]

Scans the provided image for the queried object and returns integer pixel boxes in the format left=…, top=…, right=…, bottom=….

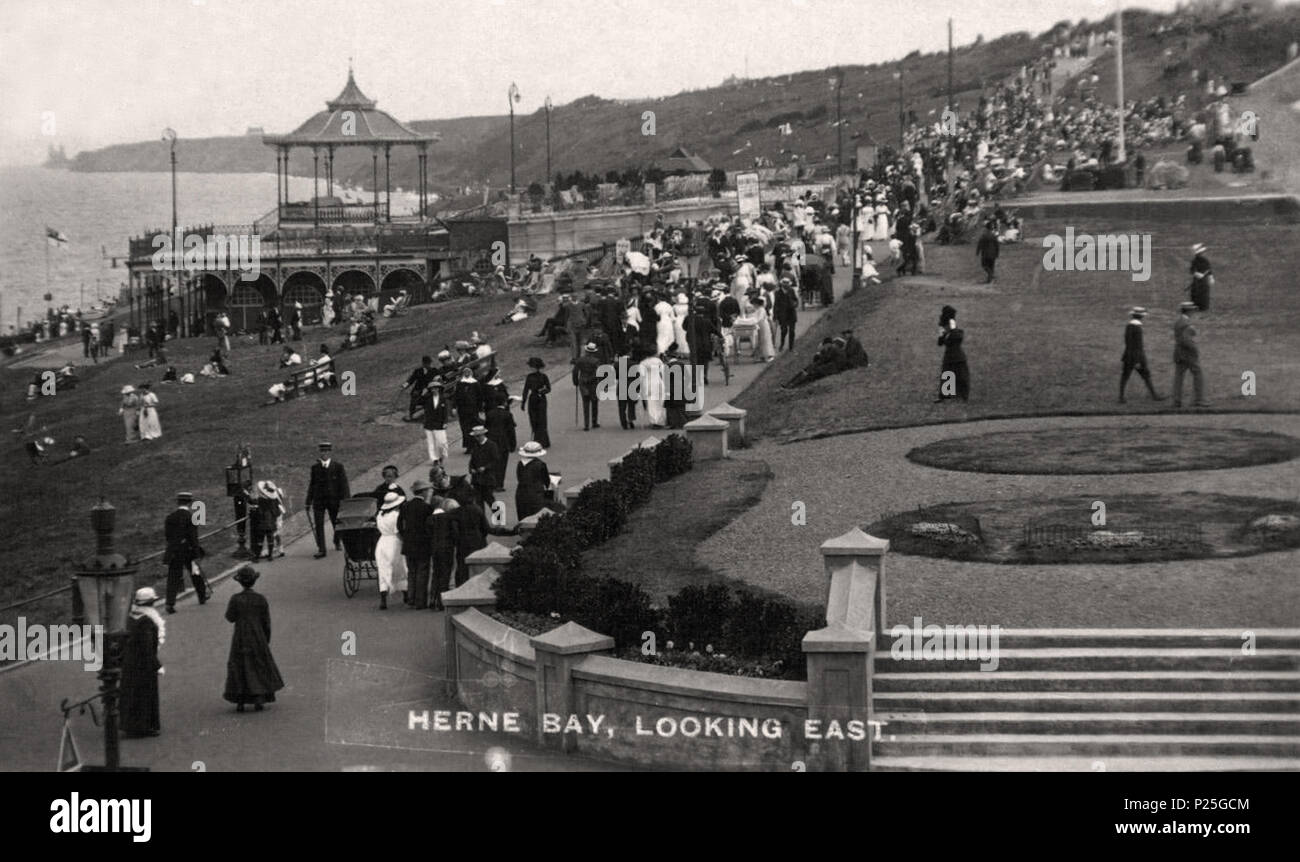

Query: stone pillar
left=707, top=402, right=747, bottom=446
left=638, top=435, right=662, bottom=450
left=563, top=477, right=595, bottom=509
left=803, top=622, right=874, bottom=772
left=516, top=509, right=554, bottom=541
left=820, top=527, right=888, bottom=635
left=442, top=568, right=501, bottom=698
left=531, top=622, right=615, bottom=752
left=685, top=365, right=706, bottom=418
left=684, top=414, right=728, bottom=460
left=464, top=541, right=514, bottom=580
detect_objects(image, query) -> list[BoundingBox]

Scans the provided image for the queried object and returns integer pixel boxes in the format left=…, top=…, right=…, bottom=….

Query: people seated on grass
left=500, top=294, right=537, bottom=325
left=313, top=344, right=337, bottom=388
left=537, top=295, right=570, bottom=345
left=278, top=345, right=302, bottom=368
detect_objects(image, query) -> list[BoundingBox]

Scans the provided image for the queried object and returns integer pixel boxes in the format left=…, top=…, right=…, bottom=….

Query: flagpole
left=1115, top=1, right=1126, bottom=164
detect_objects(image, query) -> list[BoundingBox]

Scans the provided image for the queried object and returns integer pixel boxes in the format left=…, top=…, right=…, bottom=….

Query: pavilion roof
left=263, top=70, right=437, bottom=148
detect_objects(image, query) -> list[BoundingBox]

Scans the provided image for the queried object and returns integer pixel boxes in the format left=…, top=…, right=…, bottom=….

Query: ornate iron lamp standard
left=226, top=443, right=254, bottom=559
left=66, top=500, right=146, bottom=771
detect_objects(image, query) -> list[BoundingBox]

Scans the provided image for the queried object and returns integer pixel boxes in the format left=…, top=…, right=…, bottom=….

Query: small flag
left=46, top=226, right=69, bottom=247
left=57, top=720, right=82, bottom=772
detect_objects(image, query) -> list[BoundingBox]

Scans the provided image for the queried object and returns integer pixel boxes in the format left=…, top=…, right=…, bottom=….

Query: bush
left=568, top=479, right=630, bottom=547
left=726, top=590, right=822, bottom=677
left=494, top=540, right=580, bottom=614
left=666, top=583, right=735, bottom=646
left=611, top=447, right=656, bottom=507
left=653, top=434, right=693, bottom=481
left=567, top=577, right=661, bottom=648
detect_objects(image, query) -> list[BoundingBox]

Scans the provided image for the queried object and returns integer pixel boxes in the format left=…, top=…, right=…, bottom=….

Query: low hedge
left=493, top=434, right=815, bottom=678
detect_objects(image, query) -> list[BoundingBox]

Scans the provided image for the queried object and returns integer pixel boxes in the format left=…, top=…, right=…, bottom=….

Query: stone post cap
left=466, top=541, right=515, bottom=565
left=442, top=568, right=501, bottom=607
left=639, top=435, right=663, bottom=449
left=517, top=510, right=553, bottom=530
left=802, top=621, right=874, bottom=653
left=820, top=527, right=889, bottom=557
left=707, top=402, right=747, bottom=420
left=530, top=620, right=616, bottom=655
left=684, top=414, right=728, bottom=431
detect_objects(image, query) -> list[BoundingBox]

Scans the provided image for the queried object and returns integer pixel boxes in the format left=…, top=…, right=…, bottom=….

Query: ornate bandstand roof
left=263, top=69, right=437, bottom=148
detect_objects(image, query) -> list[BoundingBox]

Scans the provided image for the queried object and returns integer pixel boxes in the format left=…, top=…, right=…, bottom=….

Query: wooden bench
left=265, top=359, right=336, bottom=405
left=339, top=325, right=379, bottom=350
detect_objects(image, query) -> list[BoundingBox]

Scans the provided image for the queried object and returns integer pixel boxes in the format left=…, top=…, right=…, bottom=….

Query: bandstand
left=123, top=68, right=500, bottom=335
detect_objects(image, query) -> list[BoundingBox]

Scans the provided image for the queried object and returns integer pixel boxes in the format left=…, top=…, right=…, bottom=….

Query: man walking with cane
left=305, top=441, right=350, bottom=559
left=162, top=491, right=207, bottom=614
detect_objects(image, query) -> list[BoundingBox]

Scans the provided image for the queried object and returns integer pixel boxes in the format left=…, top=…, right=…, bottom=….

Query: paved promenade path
left=0, top=268, right=849, bottom=772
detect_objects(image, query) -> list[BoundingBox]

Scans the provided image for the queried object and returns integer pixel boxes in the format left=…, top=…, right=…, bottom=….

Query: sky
left=1, top=0, right=1194, bottom=166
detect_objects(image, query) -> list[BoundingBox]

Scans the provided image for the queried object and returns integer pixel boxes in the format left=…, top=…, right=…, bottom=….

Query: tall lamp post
left=508, top=83, right=521, bottom=194
left=894, top=67, right=905, bottom=151
left=69, top=500, right=141, bottom=771
left=544, top=95, right=553, bottom=190
left=226, top=443, right=254, bottom=559
left=831, top=69, right=844, bottom=179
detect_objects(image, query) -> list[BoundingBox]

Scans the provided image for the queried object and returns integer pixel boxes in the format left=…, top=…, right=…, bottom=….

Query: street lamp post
left=226, top=443, right=254, bottom=559
left=70, top=500, right=140, bottom=772
left=895, top=67, right=905, bottom=151
left=544, top=95, right=553, bottom=191
left=832, top=69, right=844, bottom=180
left=163, top=128, right=178, bottom=330
left=508, top=83, right=521, bottom=195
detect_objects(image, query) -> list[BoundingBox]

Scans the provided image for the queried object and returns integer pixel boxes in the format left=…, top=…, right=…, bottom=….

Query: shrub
left=611, top=447, right=656, bottom=507
left=567, top=577, right=661, bottom=648
left=726, top=590, right=821, bottom=676
left=494, top=540, right=581, bottom=614
left=665, top=583, right=735, bottom=646
left=568, top=479, right=630, bottom=547
left=653, top=434, right=693, bottom=481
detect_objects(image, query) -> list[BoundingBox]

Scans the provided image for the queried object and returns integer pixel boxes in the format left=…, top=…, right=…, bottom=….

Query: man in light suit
left=163, top=491, right=206, bottom=614
left=305, top=441, right=350, bottom=559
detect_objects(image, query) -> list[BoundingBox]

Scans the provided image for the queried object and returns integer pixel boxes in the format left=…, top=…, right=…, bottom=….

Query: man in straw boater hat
left=305, top=441, right=350, bottom=559
left=466, top=424, right=500, bottom=515
left=572, top=342, right=603, bottom=431
left=1119, top=307, right=1165, bottom=404
left=223, top=565, right=285, bottom=712
left=399, top=480, right=435, bottom=609
left=121, top=587, right=165, bottom=738
left=1172, top=301, right=1208, bottom=408
left=162, top=491, right=207, bottom=614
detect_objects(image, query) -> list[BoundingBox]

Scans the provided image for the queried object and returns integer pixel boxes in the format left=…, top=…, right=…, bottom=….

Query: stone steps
left=874, top=648, right=1300, bottom=673
left=874, top=671, right=1300, bottom=692
left=869, top=629, right=1300, bottom=770
left=874, top=691, right=1300, bottom=712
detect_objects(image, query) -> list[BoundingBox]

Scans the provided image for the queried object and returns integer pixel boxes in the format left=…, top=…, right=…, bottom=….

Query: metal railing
left=0, top=515, right=251, bottom=617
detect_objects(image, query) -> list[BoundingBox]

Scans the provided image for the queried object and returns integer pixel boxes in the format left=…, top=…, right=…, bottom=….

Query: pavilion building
left=124, top=69, right=508, bottom=334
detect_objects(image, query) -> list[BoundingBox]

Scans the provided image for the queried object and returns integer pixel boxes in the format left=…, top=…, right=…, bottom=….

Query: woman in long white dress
left=874, top=201, right=890, bottom=238
left=653, top=293, right=676, bottom=355
left=858, top=201, right=876, bottom=241
left=137, top=383, right=162, bottom=440
left=374, top=489, right=407, bottom=609
left=321, top=288, right=336, bottom=326
left=638, top=350, right=667, bottom=428
left=672, top=292, right=690, bottom=352
left=751, top=297, right=776, bottom=362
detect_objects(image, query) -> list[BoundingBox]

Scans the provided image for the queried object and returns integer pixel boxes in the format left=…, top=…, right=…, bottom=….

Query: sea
left=0, top=166, right=420, bottom=331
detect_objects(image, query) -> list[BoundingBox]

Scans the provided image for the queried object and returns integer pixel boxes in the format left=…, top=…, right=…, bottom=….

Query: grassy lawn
left=580, top=458, right=780, bottom=605
left=866, top=493, right=1300, bottom=565
left=738, top=221, right=1300, bottom=443
left=906, top=426, right=1300, bottom=475
left=0, top=292, right=574, bottom=618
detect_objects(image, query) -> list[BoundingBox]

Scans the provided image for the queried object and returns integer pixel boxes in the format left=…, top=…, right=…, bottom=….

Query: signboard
left=736, top=172, right=761, bottom=220
left=615, top=239, right=632, bottom=263
left=644, top=183, right=656, bottom=207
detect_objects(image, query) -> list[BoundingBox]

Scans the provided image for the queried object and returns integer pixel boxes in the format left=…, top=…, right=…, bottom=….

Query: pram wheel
left=343, top=561, right=359, bottom=597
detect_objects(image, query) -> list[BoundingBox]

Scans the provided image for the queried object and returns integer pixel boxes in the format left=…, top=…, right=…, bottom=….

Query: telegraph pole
left=1115, top=2, right=1127, bottom=164
left=896, top=65, right=905, bottom=150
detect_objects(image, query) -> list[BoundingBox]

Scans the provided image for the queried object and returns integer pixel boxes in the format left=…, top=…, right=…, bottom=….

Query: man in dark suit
left=421, top=383, right=450, bottom=465
left=402, top=356, right=439, bottom=421
left=426, top=495, right=460, bottom=608
left=466, top=425, right=500, bottom=516
left=1119, top=307, right=1164, bottom=403
left=163, top=491, right=206, bottom=614
left=399, top=481, right=434, bottom=608
left=774, top=278, right=799, bottom=351
left=305, top=441, right=350, bottom=559
left=572, top=343, right=603, bottom=431
left=483, top=396, right=516, bottom=491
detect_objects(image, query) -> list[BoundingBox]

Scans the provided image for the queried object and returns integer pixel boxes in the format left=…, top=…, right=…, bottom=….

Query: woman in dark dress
left=935, top=304, right=970, bottom=402
left=519, top=357, right=552, bottom=448
left=515, top=441, right=552, bottom=520
left=223, top=565, right=285, bottom=712
left=121, top=587, right=164, bottom=738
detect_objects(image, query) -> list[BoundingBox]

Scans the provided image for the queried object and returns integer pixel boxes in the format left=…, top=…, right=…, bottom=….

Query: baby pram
left=336, top=495, right=379, bottom=598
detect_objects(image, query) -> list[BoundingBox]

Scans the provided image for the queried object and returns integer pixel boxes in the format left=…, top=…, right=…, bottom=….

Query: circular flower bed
left=908, top=521, right=981, bottom=544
